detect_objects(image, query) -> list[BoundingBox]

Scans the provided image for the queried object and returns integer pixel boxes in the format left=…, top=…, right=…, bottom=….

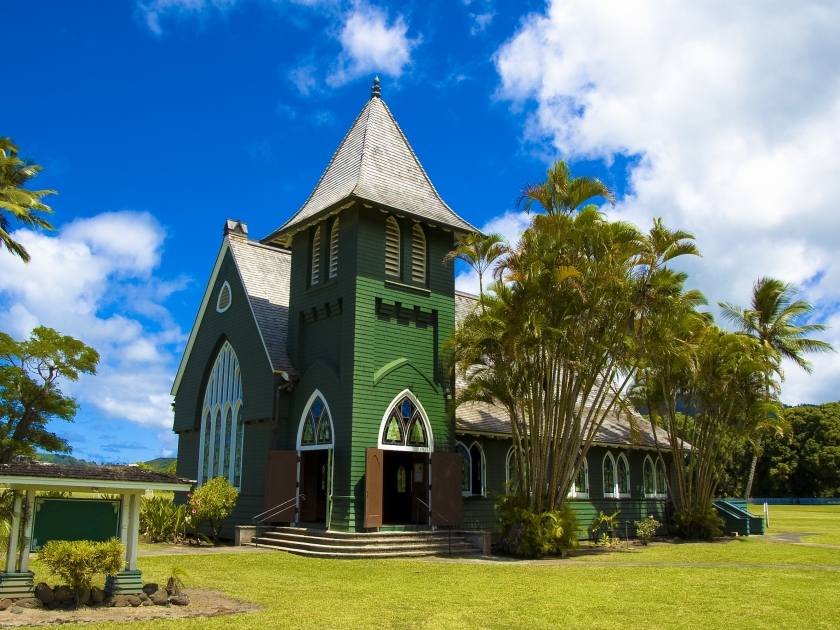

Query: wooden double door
left=364, top=448, right=462, bottom=529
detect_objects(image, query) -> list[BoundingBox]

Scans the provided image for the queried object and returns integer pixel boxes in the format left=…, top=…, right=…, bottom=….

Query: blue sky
left=2, top=0, right=839, bottom=463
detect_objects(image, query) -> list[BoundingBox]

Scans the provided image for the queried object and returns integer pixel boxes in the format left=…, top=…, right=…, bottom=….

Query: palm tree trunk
left=743, top=436, right=762, bottom=500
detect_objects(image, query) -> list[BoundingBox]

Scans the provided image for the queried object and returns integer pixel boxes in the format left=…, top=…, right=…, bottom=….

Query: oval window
left=216, top=281, right=232, bottom=313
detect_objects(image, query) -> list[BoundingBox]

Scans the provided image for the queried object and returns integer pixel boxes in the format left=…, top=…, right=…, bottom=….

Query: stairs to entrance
left=252, top=527, right=483, bottom=558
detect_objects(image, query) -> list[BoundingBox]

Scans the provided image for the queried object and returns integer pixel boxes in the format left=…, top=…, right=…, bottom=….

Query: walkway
left=762, top=532, right=840, bottom=549
left=420, top=555, right=840, bottom=570
left=137, top=545, right=272, bottom=557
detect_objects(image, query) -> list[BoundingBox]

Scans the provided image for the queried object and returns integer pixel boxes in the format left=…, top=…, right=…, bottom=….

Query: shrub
left=590, top=510, right=621, bottom=544
left=187, top=477, right=239, bottom=545
left=140, top=495, right=188, bottom=543
left=634, top=516, right=662, bottom=545
left=496, top=494, right=580, bottom=558
left=39, top=538, right=124, bottom=603
left=672, top=504, right=724, bottom=540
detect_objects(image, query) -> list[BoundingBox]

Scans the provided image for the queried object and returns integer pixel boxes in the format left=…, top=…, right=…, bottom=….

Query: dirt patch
left=0, top=589, right=260, bottom=627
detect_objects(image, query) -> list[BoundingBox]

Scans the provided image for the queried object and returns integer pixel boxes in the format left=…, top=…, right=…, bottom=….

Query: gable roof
left=171, top=234, right=296, bottom=397
left=452, top=292, right=673, bottom=449
left=263, top=95, right=477, bottom=245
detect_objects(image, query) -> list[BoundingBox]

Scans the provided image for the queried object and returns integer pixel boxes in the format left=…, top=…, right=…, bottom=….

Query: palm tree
left=519, top=160, right=614, bottom=215
left=444, top=232, right=505, bottom=300
left=0, top=137, right=56, bottom=263
left=719, top=277, right=835, bottom=498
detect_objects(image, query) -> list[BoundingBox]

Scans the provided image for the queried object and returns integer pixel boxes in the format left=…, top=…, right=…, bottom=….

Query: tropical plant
left=140, top=494, right=188, bottom=543
left=39, top=538, right=124, bottom=604
left=590, top=510, right=621, bottom=544
left=0, top=326, right=99, bottom=463
left=519, top=159, right=614, bottom=215
left=719, top=278, right=834, bottom=498
left=634, top=516, right=662, bottom=545
left=187, top=477, right=239, bottom=545
left=444, top=231, right=506, bottom=303
left=496, top=493, right=578, bottom=558
left=0, top=137, right=56, bottom=263
left=166, top=566, right=189, bottom=595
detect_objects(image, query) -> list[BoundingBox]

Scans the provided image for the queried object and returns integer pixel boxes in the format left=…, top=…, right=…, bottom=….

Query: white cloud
left=136, top=0, right=240, bottom=35
left=470, top=12, right=494, bottom=35
left=327, top=2, right=420, bottom=87
left=494, top=0, right=840, bottom=404
left=0, top=212, right=187, bottom=429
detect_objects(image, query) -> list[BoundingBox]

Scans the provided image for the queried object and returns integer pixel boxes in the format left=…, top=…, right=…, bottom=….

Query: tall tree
left=0, top=327, right=99, bottom=463
left=520, top=159, right=615, bottom=215
left=719, top=278, right=835, bottom=498
left=0, top=138, right=56, bottom=263
left=444, top=232, right=505, bottom=301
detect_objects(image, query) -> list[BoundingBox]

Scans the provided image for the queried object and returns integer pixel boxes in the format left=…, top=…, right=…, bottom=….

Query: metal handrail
left=252, top=494, right=306, bottom=526
left=413, top=497, right=454, bottom=557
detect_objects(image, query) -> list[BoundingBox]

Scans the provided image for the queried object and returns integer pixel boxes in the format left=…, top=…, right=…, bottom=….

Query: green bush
left=496, top=494, right=580, bottom=558
left=39, top=538, right=124, bottom=603
left=590, top=510, right=621, bottom=544
left=672, top=504, right=724, bottom=540
left=187, top=477, right=239, bottom=545
left=634, top=516, right=662, bottom=544
left=140, top=494, right=188, bottom=543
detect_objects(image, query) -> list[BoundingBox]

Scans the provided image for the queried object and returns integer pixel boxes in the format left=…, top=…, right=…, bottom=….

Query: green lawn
left=20, top=505, right=840, bottom=629
left=747, top=503, right=840, bottom=545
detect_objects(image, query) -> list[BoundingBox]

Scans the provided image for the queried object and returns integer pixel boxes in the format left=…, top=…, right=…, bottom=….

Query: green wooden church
left=171, top=80, right=672, bottom=543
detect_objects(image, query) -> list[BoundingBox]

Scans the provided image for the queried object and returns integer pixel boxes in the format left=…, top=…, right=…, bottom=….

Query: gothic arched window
left=569, top=457, right=589, bottom=498
left=299, top=393, right=333, bottom=448
left=311, top=225, right=321, bottom=285
left=411, top=223, right=426, bottom=284
left=379, top=393, right=431, bottom=452
left=655, top=459, right=668, bottom=498
left=329, top=217, right=339, bottom=279
left=603, top=453, right=616, bottom=498
left=385, top=216, right=400, bottom=277
left=617, top=453, right=630, bottom=497
left=198, top=341, right=244, bottom=488
left=457, top=442, right=471, bottom=494
left=643, top=456, right=656, bottom=497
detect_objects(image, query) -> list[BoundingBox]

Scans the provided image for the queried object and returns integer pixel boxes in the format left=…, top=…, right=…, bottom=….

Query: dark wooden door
left=431, top=452, right=463, bottom=527
left=264, top=450, right=298, bottom=523
left=364, top=448, right=383, bottom=528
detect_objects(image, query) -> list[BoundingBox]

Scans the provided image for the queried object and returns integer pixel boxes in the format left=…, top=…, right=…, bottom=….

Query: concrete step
left=253, top=536, right=477, bottom=554
left=260, top=530, right=463, bottom=546
left=252, top=540, right=480, bottom=559
left=268, top=527, right=469, bottom=539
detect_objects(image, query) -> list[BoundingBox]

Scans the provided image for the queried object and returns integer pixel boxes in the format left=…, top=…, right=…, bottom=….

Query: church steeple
left=263, top=81, right=476, bottom=247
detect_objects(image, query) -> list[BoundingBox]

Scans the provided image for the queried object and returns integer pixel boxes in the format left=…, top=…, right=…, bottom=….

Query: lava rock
left=90, top=587, right=105, bottom=604
left=0, top=599, right=13, bottom=611
left=151, top=590, right=169, bottom=606
left=53, top=586, right=73, bottom=603
left=9, top=606, right=21, bottom=614
left=16, top=598, right=43, bottom=609
left=169, top=594, right=190, bottom=606
left=110, top=595, right=131, bottom=608
left=34, top=583, right=54, bottom=604
left=142, top=583, right=159, bottom=596
left=78, top=588, right=91, bottom=606
left=126, top=595, right=142, bottom=607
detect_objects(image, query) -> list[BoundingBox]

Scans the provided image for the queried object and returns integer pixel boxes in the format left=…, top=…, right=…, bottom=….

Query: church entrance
left=299, top=449, right=330, bottom=524
left=382, top=451, right=428, bottom=525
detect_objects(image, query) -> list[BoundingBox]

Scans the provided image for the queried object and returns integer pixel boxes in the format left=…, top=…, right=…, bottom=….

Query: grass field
left=748, top=503, right=840, bottom=545
left=23, top=505, right=840, bottom=630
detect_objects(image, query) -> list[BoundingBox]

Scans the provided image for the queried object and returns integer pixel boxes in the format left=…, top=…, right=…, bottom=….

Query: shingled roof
left=0, top=461, right=193, bottom=490
left=452, top=292, right=673, bottom=449
left=263, top=89, right=477, bottom=245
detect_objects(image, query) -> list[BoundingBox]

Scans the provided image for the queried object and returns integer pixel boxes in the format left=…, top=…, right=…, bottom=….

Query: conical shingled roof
left=263, top=94, right=477, bottom=245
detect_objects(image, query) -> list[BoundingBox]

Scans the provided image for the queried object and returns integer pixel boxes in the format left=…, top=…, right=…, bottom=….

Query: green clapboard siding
left=31, top=498, right=121, bottom=550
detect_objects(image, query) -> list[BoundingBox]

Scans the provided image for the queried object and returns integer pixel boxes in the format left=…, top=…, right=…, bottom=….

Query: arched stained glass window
left=603, top=454, right=616, bottom=498
left=380, top=395, right=430, bottom=450
left=570, top=457, right=588, bottom=498
left=655, top=459, right=667, bottom=497
left=643, top=457, right=655, bottom=497
left=457, top=443, right=471, bottom=494
left=199, top=342, right=244, bottom=488
left=617, top=454, right=630, bottom=496
left=300, top=394, right=333, bottom=448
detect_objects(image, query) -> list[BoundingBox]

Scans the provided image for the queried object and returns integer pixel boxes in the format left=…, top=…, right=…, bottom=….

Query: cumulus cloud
left=0, top=212, right=187, bottom=429
left=494, top=0, right=840, bottom=404
left=327, top=2, right=420, bottom=87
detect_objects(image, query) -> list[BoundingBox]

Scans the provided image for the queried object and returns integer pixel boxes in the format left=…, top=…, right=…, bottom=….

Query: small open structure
left=0, top=462, right=192, bottom=597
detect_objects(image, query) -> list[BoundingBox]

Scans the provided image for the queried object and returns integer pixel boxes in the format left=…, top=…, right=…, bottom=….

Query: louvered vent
left=311, top=226, right=321, bottom=285
left=329, top=217, right=339, bottom=279
left=411, top=224, right=426, bottom=284
left=385, top=216, right=400, bottom=277
left=216, top=281, right=232, bottom=312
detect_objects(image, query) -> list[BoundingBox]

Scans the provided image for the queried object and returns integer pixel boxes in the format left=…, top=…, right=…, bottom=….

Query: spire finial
left=371, top=76, right=381, bottom=99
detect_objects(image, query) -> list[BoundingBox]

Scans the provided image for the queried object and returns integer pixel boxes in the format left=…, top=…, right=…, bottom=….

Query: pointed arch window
left=603, top=453, right=616, bottom=498
left=385, top=216, right=400, bottom=277
left=456, top=441, right=484, bottom=497
left=643, top=456, right=656, bottom=498
left=299, top=394, right=333, bottom=449
left=311, top=225, right=321, bottom=285
left=198, top=342, right=244, bottom=488
left=380, top=395, right=430, bottom=450
left=329, top=217, right=339, bottom=279
left=411, top=223, right=426, bottom=284
left=617, top=453, right=630, bottom=497
left=457, top=443, right=471, bottom=495
left=569, top=457, right=589, bottom=499
left=216, top=281, right=232, bottom=313
left=655, top=459, right=668, bottom=498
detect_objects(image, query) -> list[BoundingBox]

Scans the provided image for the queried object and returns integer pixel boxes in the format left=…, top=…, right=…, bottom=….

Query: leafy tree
left=39, top=538, right=124, bottom=605
left=519, top=159, right=614, bottom=215
left=443, top=231, right=505, bottom=302
left=720, top=278, right=834, bottom=498
left=0, top=326, right=99, bottom=463
left=0, top=138, right=56, bottom=263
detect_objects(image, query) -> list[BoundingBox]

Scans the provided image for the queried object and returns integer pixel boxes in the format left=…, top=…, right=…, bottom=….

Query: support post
left=127, top=493, right=140, bottom=571
left=18, top=490, right=35, bottom=572
left=105, top=493, right=144, bottom=596
left=119, top=493, right=130, bottom=568
left=5, top=492, right=21, bottom=573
